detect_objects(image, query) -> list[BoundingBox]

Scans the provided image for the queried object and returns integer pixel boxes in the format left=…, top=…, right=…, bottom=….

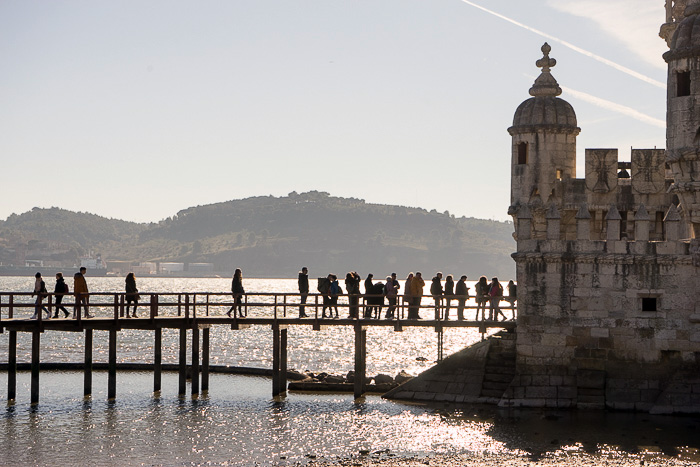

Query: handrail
left=0, top=291, right=516, bottom=322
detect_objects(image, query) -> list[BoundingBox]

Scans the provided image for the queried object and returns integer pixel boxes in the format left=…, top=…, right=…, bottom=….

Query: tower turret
left=508, top=43, right=580, bottom=236
left=664, top=0, right=700, bottom=237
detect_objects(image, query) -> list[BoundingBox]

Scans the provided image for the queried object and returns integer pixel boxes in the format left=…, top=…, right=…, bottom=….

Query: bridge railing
left=0, top=291, right=517, bottom=322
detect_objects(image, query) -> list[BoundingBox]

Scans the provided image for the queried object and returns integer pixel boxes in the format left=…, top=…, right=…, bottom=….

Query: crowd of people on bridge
left=27, top=267, right=516, bottom=322
left=296, top=267, right=516, bottom=321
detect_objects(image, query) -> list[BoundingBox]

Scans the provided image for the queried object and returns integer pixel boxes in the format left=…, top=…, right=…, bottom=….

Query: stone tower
left=508, top=43, right=580, bottom=239
left=664, top=0, right=700, bottom=238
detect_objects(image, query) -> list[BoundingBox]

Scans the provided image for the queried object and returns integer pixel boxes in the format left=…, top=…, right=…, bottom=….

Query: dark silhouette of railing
left=0, top=291, right=516, bottom=405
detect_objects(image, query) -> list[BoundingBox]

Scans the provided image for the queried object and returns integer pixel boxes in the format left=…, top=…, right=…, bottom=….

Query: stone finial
left=634, top=204, right=650, bottom=221
left=529, top=43, right=562, bottom=98
left=606, top=205, right=621, bottom=241
left=634, top=204, right=650, bottom=242
left=605, top=205, right=622, bottom=220
left=545, top=203, right=561, bottom=219
left=664, top=204, right=682, bottom=222
left=576, top=204, right=591, bottom=240
left=665, top=204, right=681, bottom=241
left=575, top=204, right=591, bottom=219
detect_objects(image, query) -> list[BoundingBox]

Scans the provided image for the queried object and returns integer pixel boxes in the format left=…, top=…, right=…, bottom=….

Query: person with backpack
left=31, top=272, right=50, bottom=319
left=488, top=277, right=505, bottom=321
left=475, top=276, right=489, bottom=321
left=52, top=272, right=70, bottom=318
left=328, top=274, right=342, bottom=318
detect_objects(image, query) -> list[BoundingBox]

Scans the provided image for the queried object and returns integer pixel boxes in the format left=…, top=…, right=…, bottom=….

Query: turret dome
left=508, top=43, right=580, bottom=136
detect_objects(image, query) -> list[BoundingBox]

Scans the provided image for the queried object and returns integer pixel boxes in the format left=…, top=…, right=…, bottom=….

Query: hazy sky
left=0, top=0, right=668, bottom=223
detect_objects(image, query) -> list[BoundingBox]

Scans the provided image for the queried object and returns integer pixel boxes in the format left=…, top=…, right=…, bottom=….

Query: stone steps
left=480, top=333, right=517, bottom=399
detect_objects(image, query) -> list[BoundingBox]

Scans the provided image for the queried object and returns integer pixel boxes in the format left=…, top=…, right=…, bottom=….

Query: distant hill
left=0, top=192, right=516, bottom=279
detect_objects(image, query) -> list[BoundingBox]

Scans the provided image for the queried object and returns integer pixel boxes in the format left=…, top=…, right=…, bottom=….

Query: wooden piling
left=202, top=327, right=210, bottom=392
left=191, top=326, right=200, bottom=395
left=108, top=329, right=117, bottom=400
left=31, top=329, right=40, bottom=404
left=84, top=329, right=92, bottom=396
left=272, top=324, right=280, bottom=397
left=354, top=324, right=367, bottom=399
left=280, top=327, right=288, bottom=395
left=8, top=330, right=16, bottom=401
left=178, top=328, right=187, bottom=396
left=154, top=328, right=162, bottom=393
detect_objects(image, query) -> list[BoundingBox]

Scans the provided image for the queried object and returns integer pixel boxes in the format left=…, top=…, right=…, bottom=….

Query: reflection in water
left=0, top=277, right=699, bottom=465
left=0, top=371, right=698, bottom=466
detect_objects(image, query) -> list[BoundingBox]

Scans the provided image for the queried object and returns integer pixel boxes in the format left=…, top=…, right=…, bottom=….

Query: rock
left=317, top=372, right=328, bottom=381
left=374, top=374, right=394, bottom=385
left=416, top=356, right=428, bottom=361
left=395, top=370, right=414, bottom=384
left=325, top=375, right=345, bottom=384
left=346, top=370, right=355, bottom=383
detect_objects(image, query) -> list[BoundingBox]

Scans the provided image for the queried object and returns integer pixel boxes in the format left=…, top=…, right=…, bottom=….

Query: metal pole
left=202, top=327, right=210, bottom=392
left=8, top=330, right=16, bottom=401
left=84, top=329, right=93, bottom=396
left=108, top=329, right=117, bottom=400
left=154, top=328, right=162, bottom=393
left=31, top=329, right=40, bottom=404
left=191, top=326, right=200, bottom=395
left=178, top=328, right=187, bottom=396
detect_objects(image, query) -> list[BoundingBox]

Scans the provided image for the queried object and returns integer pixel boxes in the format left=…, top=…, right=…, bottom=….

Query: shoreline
left=303, top=452, right=698, bottom=466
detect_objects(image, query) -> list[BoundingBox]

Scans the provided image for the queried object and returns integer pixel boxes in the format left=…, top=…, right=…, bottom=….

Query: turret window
left=517, top=142, right=528, bottom=164
left=677, top=71, right=691, bottom=97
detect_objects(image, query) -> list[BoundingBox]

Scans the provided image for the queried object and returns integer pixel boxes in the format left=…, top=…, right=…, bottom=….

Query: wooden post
left=154, top=328, right=162, bottom=393
left=31, top=329, right=40, bottom=404
left=178, top=328, right=187, bottom=396
left=8, top=330, right=16, bottom=401
left=354, top=324, right=367, bottom=399
left=202, top=327, right=210, bottom=392
left=108, top=329, right=117, bottom=400
left=191, top=326, right=200, bottom=395
left=272, top=324, right=280, bottom=397
left=84, top=329, right=93, bottom=396
left=279, top=327, right=288, bottom=395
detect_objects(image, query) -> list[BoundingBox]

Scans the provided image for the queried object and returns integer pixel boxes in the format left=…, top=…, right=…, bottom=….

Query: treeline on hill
left=0, top=191, right=516, bottom=278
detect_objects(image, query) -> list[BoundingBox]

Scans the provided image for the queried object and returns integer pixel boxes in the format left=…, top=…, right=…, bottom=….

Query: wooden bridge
left=0, top=291, right=516, bottom=404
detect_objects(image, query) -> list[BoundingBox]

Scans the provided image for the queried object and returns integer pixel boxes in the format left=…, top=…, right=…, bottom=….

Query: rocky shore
left=288, top=370, right=414, bottom=392
left=301, top=452, right=697, bottom=466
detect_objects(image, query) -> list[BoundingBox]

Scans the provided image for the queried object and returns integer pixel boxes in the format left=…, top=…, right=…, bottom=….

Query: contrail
left=561, top=85, right=666, bottom=128
left=459, top=0, right=665, bottom=89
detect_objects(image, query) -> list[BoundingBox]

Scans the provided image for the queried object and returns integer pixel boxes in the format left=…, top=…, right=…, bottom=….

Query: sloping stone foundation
left=383, top=330, right=516, bottom=404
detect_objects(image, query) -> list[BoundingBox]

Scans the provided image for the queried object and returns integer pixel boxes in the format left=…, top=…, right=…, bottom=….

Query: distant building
left=160, top=262, right=184, bottom=273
